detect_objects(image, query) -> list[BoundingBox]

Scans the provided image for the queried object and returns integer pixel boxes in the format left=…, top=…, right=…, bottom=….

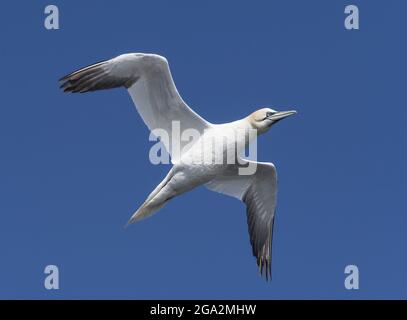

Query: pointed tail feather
left=126, top=201, right=167, bottom=227
left=125, top=168, right=175, bottom=227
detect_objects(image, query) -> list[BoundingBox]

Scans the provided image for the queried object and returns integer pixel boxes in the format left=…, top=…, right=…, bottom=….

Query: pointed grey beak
left=268, top=110, right=297, bottom=121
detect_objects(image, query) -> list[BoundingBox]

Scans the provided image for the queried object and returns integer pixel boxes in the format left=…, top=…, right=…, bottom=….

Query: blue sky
left=0, top=0, right=406, bottom=299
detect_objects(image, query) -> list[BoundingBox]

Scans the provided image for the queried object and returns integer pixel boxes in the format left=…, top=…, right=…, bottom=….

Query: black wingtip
left=57, top=59, right=109, bottom=94
left=58, top=74, right=69, bottom=82
left=257, top=256, right=272, bottom=282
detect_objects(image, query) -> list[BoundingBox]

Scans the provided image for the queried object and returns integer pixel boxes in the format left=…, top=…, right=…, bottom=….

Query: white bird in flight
left=59, top=53, right=296, bottom=280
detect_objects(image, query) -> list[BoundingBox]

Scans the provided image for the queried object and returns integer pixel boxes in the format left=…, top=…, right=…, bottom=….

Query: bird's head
left=248, top=108, right=297, bottom=134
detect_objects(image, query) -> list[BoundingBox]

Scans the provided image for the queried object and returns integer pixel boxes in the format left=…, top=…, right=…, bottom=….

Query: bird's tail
left=126, top=168, right=175, bottom=226
left=125, top=201, right=167, bottom=227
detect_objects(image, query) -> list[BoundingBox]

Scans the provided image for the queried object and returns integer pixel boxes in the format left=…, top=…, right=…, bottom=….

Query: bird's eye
left=266, top=111, right=274, bottom=117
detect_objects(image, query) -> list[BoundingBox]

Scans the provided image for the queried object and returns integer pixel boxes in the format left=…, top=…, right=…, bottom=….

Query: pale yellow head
left=247, top=108, right=297, bottom=134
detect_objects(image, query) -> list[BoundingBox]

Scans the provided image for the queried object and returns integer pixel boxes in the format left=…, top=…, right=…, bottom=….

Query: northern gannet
left=59, top=53, right=297, bottom=280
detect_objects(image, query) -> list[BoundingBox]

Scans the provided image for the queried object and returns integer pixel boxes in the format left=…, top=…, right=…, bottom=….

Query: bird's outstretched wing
left=205, top=161, right=277, bottom=280
left=59, top=53, right=210, bottom=161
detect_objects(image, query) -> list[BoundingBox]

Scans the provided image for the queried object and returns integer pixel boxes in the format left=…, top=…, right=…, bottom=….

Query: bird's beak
left=268, top=110, right=297, bottom=121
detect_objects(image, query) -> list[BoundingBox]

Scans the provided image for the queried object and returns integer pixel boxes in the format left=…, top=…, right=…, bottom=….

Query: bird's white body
left=179, top=119, right=253, bottom=170
left=139, top=119, right=257, bottom=221
left=60, top=53, right=296, bottom=280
